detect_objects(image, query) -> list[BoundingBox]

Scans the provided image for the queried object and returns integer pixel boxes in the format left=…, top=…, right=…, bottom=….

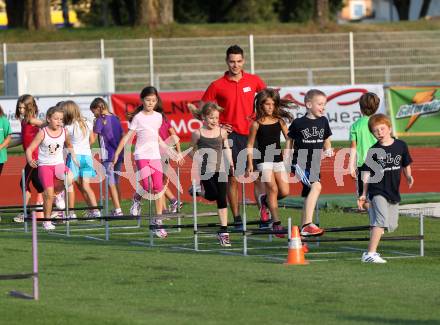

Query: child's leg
left=366, top=195, right=397, bottom=254
left=264, top=171, right=280, bottom=223
left=36, top=192, right=44, bottom=218
left=78, top=177, right=98, bottom=207
left=55, top=169, right=74, bottom=210
left=367, top=226, right=384, bottom=253
left=274, top=167, right=290, bottom=199
left=109, top=184, right=121, bottom=209
left=107, top=162, right=122, bottom=210
left=43, top=187, right=55, bottom=218
left=215, top=174, right=228, bottom=226
left=253, top=177, right=265, bottom=209
left=150, top=160, right=164, bottom=215
left=302, top=182, right=322, bottom=226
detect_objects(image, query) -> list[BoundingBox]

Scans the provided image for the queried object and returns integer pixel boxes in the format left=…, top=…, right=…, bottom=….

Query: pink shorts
left=38, top=164, right=70, bottom=189
left=136, top=159, right=163, bottom=194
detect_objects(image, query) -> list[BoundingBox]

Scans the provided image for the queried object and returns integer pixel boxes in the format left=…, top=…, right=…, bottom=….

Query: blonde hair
left=304, top=89, right=326, bottom=104
left=60, top=100, right=88, bottom=137
left=189, top=102, right=223, bottom=120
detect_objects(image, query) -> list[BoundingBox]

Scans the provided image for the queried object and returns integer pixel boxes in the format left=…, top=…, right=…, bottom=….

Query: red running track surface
left=0, top=148, right=438, bottom=206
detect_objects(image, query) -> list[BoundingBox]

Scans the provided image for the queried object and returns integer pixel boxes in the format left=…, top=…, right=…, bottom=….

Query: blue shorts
left=103, top=161, right=122, bottom=186
left=67, top=154, right=96, bottom=179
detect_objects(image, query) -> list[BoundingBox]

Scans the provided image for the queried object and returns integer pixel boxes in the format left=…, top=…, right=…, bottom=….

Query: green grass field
left=1, top=199, right=439, bottom=325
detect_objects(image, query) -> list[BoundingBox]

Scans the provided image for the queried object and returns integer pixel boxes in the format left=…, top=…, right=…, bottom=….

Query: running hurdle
left=0, top=212, right=39, bottom=300
left=146, top=179, right=426, bottom=261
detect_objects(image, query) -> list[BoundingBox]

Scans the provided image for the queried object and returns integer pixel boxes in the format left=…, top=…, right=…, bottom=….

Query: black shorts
left=201, top=172, right=228, bottom=209
left=21, top=163, right=44, bottom=193
left=228, top=132, right=248, bottom=176
left=356, top=165, right=368, bottom=197
left=292, top=164, right=320, bottom=198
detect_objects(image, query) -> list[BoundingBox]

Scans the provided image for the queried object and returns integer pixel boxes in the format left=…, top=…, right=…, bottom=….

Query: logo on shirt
left=243, top=86, right=251, bottom=93
left=48, top=143, right=60, bottom=155
left=301, top=127, right=324, bottom=141
left=377, top=153, right=402, bottom=169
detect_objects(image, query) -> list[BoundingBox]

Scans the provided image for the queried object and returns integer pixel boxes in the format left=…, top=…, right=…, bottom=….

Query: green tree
left=5, top=0, right=53, bottom=29
left=276, top=0, right=343, bottom=23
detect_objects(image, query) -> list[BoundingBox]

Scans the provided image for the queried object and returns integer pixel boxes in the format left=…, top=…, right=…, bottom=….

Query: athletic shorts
left=257, top=161, right=286, bottom=173
left=21, top=163, right=44, bottom=193
left=67, top=154, right=96, bottom=180
left=103, top=161, right=122, bottom=186
left=368, top=195, right=399, bottom=232
left=292, top=164, right=321, bottom=198
left=136, top=159, right=163, bottom=193
left=38, top=164, right=70, bottom=189
left=228, top=132, right=248, bottom=176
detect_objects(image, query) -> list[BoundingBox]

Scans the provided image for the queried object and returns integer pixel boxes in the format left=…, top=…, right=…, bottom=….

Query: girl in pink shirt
left=113, top=86, right=168, bottom=238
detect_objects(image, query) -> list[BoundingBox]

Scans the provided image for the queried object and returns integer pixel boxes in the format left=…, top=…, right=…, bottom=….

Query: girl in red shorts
left=25, top=106, right=78, bottom=230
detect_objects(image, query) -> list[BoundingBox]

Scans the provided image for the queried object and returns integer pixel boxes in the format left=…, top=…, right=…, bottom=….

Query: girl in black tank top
left=189, top=102, right=234, bottom=247
left=246, top=88, right=294, bottom=236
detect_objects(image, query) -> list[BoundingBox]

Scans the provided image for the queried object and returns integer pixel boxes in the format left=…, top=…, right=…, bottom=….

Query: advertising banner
left=278, top=84, right=385, bottom=141
left=111, top=91, right=204, bottom=142
left=387, top=86, right=440, bottom=137
left=111, top=85, right=385, bottom=142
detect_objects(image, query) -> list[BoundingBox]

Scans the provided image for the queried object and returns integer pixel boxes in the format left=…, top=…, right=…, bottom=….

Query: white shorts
left=257, top=161, right=286, bottom=173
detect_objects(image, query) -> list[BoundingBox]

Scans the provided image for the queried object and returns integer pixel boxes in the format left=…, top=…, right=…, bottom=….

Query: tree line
left=4, top=0, right=434, bottom=31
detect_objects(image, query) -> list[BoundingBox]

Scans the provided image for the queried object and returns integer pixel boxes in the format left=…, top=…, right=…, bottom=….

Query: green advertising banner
left=388, top=86, right=440, bottom=137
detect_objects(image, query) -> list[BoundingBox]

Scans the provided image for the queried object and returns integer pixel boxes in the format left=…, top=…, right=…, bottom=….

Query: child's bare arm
left=403, top=165, right=414, bottom=188
left=323, top=138, right=334, bottom=157
left=26, top=130, right=44, bottom=168
left=65, top=132, right=79, bottom=166
left=113, top=130, right=134, bottom=165
left=357, top=171, right=370, bottom=210
left=0, top=134, right=11, bottom=150
left=280, top=120, right=292, bottom=161
left=29, top=117, right=44, bottom=127
left=246, top=122, right=258, bottom=174
left=221, top=128, right=234, bottom=170
left=188, top=130, right=200, bottom=159
left=168, top=127, right=181, bottom=153
left=349, top=141, right=357, bottom=179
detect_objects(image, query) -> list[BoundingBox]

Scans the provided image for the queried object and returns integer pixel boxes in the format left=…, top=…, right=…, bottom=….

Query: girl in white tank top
left=25, top=106, right=78, bottom=230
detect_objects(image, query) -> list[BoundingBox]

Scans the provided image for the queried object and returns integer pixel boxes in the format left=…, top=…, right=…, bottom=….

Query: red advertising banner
left=111, top=90, right=205, bottom=142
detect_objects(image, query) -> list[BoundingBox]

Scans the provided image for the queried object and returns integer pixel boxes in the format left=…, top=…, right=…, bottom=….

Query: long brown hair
left=254, top=88, right=294, bottom=123
left=15, top=94, right=38, bottom=122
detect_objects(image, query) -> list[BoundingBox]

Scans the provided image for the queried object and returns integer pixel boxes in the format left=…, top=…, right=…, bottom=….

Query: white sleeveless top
left=38, top=127, right=66, bottom=166
left=65, top=120, right=92, bottom=156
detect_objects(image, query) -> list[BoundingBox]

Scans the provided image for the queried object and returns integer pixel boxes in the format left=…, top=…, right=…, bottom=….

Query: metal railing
left=1, top=30, right=440, bottom=94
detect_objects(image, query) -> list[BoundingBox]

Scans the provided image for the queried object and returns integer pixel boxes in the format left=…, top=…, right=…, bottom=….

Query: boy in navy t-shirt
left=358, top=113, right=414, bottom=263
left=287, top=89, right=333, bottom=237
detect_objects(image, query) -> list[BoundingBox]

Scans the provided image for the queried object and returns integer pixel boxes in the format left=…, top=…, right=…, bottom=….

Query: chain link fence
left=1, top=30, right=440, bottom=95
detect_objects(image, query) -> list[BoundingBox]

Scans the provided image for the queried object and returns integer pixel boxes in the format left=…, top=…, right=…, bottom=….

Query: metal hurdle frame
left=0, top=211, right=39, bottom=300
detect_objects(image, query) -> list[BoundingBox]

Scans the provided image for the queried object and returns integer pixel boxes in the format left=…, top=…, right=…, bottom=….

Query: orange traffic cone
left=285, top=226, right=309, bottom=265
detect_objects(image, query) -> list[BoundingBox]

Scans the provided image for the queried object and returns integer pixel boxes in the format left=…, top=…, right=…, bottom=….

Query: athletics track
left=0, top=148, right=438, bottom=206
